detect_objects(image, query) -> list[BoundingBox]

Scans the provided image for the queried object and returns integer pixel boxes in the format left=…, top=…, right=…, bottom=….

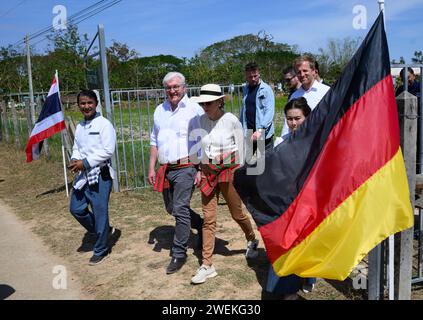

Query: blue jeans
left=162, top=166, right=203, bottom=258
left=70, top=168, right=112, bottom=257
left=266, top=264, right=316, bottom=294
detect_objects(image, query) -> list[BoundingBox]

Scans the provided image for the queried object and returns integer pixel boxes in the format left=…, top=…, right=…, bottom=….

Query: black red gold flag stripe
left=234, top=13, right=413, bottom=280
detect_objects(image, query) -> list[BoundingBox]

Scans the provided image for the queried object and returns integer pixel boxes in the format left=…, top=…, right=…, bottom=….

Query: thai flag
left=25, top=74, right=65, bottom=162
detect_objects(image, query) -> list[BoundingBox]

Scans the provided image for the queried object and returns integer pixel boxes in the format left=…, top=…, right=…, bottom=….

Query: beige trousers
left=201, top=181, right=256, bottom=266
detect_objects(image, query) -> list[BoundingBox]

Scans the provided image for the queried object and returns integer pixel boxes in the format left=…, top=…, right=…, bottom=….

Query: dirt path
left=0, top=144, right=367, bottom=300
left=0, top=201, right=83, bottom=300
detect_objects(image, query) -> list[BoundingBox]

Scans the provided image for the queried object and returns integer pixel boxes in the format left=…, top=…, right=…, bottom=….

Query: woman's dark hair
left=77, top=89, right=98, bottom=105
left=284, top=97, right=311, bottom=117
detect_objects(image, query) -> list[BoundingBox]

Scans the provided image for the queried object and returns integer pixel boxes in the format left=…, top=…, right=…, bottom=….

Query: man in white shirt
left=276, top=55, right=330, bottom=291
left=69, top=90, right=118, bottom=266
left=279, top=55, right=330, bottom=140
left=148, top=72, right=204, bottom=274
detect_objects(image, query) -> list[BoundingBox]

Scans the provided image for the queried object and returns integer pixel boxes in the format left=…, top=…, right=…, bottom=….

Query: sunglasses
left=199, top=101, right=215, bottom=106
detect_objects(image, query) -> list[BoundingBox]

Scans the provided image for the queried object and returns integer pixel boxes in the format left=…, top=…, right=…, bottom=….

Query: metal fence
left=110, top=84, right=245, bottom=191
left=369, top=64, right=423, bottom=299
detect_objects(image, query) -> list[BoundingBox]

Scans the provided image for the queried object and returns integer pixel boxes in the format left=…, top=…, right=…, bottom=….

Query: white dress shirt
left=150, top=95, right=204, bottom=164
left=279, top=80, right=330, bottom=140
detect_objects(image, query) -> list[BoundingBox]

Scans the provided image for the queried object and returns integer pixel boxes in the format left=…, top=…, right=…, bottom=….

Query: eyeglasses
left=165, top=85, right=183, bottom=91
left=284, top=76, right=295, bottom=83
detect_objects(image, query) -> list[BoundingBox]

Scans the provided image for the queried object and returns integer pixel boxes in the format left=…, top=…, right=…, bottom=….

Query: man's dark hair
left=284, top=97, right=311, bottom=117
left=283, top=66, right=296, bottom=76
left=399, top=67, right=415, bottom=79
left=245, top=62, right=259, bottom=72
left=77, top=89, right=98, bottom=105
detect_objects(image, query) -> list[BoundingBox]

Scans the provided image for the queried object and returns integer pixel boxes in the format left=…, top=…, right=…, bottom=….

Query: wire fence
left=110, top=84, right=245, bottom=191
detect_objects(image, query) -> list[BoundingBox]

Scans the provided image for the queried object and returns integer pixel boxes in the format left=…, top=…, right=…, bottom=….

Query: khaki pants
left=201, top=181, right=256, bottom=266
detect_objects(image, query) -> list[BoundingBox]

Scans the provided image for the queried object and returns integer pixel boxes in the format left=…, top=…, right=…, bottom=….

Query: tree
left=412, top=50, right=423, bottom=64
left=39, top=24, right=91, bottom=91
left=317, top=37, right=361, bottom=84
left=187, top=31, right=297, bottom=85
left=197, top=32, right=293, bottom=66
left=47, top=24, right=89, bottom=56
left=108, top=54, right=185, bottom=89
left=0, top=45, right=26, bottom=93
left=107, top=40, right=139, bottom=63
left=107, top=41, right=138, bottom=75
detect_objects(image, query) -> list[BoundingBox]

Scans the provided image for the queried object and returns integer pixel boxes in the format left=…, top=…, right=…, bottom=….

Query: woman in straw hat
left=190, top=84, right=259, bottom=284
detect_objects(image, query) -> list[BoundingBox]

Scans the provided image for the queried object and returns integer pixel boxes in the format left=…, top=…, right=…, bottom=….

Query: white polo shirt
left=150, top=95, right=204, bottom=164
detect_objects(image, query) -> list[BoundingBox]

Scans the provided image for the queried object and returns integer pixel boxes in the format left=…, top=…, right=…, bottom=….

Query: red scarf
left=200, top=152, right=239, bottom=196
left=153, top=158, right=193, bottom=192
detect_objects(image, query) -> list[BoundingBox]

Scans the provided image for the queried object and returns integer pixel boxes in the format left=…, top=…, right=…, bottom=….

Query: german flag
left=234, top=13, right=413, bottom=281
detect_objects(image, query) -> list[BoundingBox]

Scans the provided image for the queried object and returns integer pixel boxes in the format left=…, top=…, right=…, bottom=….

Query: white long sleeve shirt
left=198, top=112, right=244, bottom=165
left=150, top=95, right=204, bottom=164
left=71, top=114, right=116, bottom=168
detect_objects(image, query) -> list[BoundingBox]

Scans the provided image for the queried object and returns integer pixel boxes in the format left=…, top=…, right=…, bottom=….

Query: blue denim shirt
left=240, top=80, right=275, bottom=139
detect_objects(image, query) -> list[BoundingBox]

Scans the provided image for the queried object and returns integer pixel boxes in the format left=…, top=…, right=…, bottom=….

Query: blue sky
left=1, top=0, right=422, bottom=63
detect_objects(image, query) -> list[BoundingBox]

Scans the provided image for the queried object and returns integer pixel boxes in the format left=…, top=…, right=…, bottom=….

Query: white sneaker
left=191, top=265, right=218, bottom=284
left=302, top=283, right=315, bottom=293
left=245, top=239, right=259, bottom=259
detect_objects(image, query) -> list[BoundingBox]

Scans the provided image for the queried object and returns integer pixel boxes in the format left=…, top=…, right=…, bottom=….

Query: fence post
left=368, top=243, right=384, bottom=300
left=0, top=100, right=3, bottom=142
left=24, top=98, right=33, bottom=135
left=10, top=100, right=21, bottom=148
left=2, top=100, right=10, bottom=143
left=98, top=24, right=119, bottom=192
left=394, top=91, right=417, bottom=300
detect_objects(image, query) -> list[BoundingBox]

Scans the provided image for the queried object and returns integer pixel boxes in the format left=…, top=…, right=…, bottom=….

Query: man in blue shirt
left=240, top=62, right=275, bottom=158
left=395, top=67, right=421, bottom=98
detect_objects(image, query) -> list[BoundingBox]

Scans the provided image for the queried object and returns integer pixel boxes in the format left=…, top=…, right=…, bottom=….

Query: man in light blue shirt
left=240, top=62, right=275, bottom=157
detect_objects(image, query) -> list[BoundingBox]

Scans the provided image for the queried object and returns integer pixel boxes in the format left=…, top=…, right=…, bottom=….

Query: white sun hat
left=191, top=84, right=225, bottom=103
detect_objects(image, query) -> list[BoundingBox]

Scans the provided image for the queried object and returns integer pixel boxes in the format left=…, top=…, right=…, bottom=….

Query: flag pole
left=379, top=0, right=394, bottom=300
left=378, top=0, right=385, bottom=15
left=62, top=144, right=69, bottom=198
left=56, top=70, right=69, bottom=198
left=378, top=0, right=386, bottom=29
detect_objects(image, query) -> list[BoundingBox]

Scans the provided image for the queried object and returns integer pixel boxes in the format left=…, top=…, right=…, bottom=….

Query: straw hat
left=191, top=84, right=225, bottom=103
